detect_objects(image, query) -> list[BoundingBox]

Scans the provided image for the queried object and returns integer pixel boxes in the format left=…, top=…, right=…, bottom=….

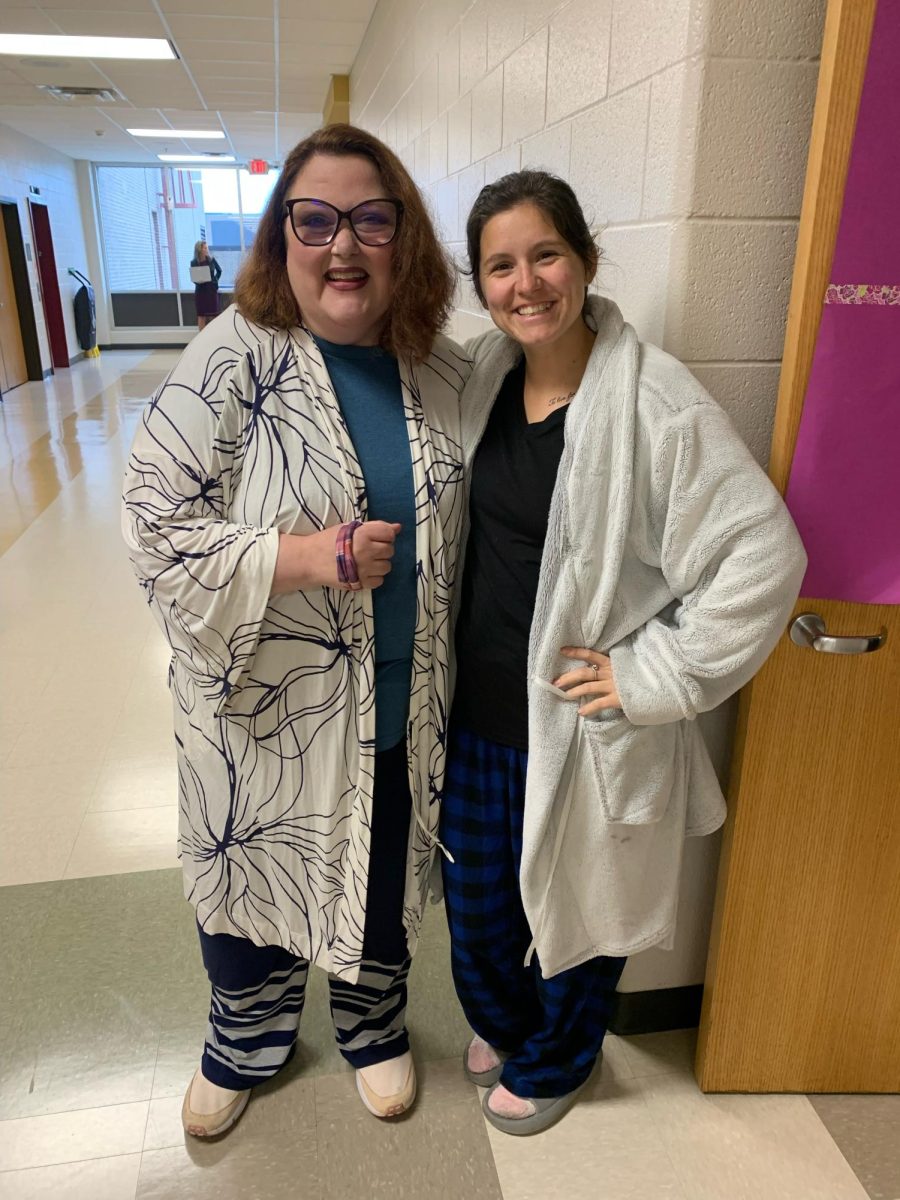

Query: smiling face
left=478, top=202, right=595, bottom=351
left=283, top=153, right=395, bottom=346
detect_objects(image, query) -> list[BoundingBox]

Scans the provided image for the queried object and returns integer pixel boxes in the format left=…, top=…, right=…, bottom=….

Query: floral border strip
left=825, top=283, right=900, bottom=305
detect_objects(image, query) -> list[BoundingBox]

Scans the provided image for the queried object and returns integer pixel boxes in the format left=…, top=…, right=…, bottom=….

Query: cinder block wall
left=351, top=0, right=825, bottom=991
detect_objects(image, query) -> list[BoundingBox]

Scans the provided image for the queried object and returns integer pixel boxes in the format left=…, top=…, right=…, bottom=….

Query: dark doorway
left=28, top=200, right=69, bottom=370
left=0, top=200, right=43, bottom=385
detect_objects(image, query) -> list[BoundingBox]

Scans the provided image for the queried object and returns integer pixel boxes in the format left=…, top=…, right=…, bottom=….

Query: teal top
left=314, top=335, right=417, bottom=752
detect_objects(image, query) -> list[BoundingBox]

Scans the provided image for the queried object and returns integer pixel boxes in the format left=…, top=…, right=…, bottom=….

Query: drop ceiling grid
left=0, top=0, right=376, bottom=160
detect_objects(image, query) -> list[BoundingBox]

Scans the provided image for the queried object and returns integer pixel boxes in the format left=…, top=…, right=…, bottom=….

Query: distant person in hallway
left=190, top=239, right=221, bottom=330
left=443, top=170, right=807, bottom=1136
left=123, top=125, right=469, bottom=1138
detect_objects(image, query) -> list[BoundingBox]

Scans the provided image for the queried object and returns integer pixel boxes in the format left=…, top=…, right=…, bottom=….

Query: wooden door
left=696, top=0, right=900, bottom=1093
left=0, top=214, right=28, bottom=392
left=28, top=201, right=69, bottom=370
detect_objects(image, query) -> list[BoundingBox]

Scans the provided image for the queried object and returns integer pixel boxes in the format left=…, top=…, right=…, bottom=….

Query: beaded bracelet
left=335, top=520, right=363, bottom=590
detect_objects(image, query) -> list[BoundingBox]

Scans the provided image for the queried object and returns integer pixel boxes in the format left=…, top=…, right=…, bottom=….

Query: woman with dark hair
left=442, top=170, right=806, bottom=1135
left=190, top=239, right=222, bottom=330
left=123, top=125, right=468, bottom=1137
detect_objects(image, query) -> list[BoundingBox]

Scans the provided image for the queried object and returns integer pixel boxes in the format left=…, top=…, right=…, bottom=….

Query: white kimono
left=123, top=306, right=469, bottom=982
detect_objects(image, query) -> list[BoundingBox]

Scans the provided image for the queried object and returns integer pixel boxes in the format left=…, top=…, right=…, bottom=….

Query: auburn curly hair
left=234, top=124, right=454, bottom=363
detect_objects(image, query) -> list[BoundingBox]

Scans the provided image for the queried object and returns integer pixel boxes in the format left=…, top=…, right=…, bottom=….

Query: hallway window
left=95, top=164, right=278, bottom=326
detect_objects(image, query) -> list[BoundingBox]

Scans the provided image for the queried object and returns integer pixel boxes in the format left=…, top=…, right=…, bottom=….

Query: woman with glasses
left=190, top=239, right=222, bottom=330
left=123, top=125, right=468, bottom=1137
left=441, top=171, right=805, bottom=1135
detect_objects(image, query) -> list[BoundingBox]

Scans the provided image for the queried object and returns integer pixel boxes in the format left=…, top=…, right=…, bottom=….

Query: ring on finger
left=590, top=663, right=600, bottom=679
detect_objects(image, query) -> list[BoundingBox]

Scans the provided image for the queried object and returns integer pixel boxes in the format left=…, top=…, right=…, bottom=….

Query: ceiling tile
left=8, top=59, right=112, bottom=86
left=177, top=39, right=274, bottom=63
left=0, top=9, right=63, bottom=34
left=166, top=15, right=273, bottom=41
left=278, top=18, right=365, bottom=46
left=189, top=60, right=272, bottom=81
left=116, top=83, right=199, bottom=105
left=158, top=0, right=273, bottom=16
left=38, top=0, right=160, bottom=12
left=46, top=11, right=170, bottom=36
left=0, top=0, right=365, bottom=164
left=279, top=0, right=375, bottom=19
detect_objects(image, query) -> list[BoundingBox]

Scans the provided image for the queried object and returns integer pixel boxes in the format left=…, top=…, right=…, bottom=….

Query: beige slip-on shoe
left=181, top=1070, right=251, bottom=1138
left=355, top=1051, right=417, bottom=1118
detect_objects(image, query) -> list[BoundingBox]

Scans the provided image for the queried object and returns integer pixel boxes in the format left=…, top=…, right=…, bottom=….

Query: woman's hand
left=271, top=522, right=400, bottom=595
left=553, top=646, right=622, bottom=716
left=352, top=521, right=401, bottom=588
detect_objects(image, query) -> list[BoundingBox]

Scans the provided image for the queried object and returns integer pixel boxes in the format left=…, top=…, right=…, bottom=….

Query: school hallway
left=0, top=350, right=896, bottom=1200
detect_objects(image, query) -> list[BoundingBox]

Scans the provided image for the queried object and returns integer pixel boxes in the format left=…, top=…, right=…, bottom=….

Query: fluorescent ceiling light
left=129, top=128, right=225, bottom=139
left=158, top=154, right=235, bottom=162
left=0, top=34, right=176, bottom=60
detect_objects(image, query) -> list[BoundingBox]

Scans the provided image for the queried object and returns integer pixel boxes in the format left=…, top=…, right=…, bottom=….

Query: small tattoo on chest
left=547, top=391, right=576, bottom=407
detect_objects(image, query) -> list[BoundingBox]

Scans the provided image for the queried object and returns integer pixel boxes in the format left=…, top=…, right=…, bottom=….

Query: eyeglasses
left=283, top=198, right=403, bottom=247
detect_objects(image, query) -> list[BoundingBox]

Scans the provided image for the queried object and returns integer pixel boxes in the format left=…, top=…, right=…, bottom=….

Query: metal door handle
left=790, top=612, right=887, bottom=655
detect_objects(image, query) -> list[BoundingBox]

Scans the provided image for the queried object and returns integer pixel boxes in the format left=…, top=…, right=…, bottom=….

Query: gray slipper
left=463, top=1038, right=506, bottom=1088
left=481, top=1079, right=587, bottom=1136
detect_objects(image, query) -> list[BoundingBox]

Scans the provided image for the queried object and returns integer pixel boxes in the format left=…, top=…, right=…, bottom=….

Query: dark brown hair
left=465, top=170, right=600, bottom=305
left=234, top=124, right=454, bottom=363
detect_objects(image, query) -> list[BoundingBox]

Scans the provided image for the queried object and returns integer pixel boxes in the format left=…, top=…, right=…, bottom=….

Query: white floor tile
left=0, top=1152, right=142, bottom=1200
left=142, top=1097, right=184, bottom=1152
left=0, top=810, right=87, bottom=886
left=64, top=807, right=180, bottom=879
left=0, top=1102, right=148, bottom=1172
left=637, top=1072, right=870, bottom=1200
left=0, top=762, right=102, bottom=884
left=4, top=714, right=117, bottom=771
left=484, top=1071, right=687, bottom=1200
left=88, top=758, right=178, bottom=813
left=619, top=1028, right=698, bottom=1078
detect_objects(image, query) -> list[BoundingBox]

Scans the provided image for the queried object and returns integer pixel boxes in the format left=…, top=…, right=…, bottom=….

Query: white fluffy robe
left=123, top=307, right=468, bottom=981
left=462, top=297, right=806, bottom=975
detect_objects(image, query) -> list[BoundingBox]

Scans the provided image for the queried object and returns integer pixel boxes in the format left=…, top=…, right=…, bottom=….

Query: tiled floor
left=0, top=352, right=895, bottom=1199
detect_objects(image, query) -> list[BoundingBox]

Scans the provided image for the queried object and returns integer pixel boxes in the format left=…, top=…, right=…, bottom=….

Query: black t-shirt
left=453, top=360, right=568, bottom=750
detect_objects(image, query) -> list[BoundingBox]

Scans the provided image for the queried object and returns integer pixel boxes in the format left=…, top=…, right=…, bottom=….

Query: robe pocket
left=582, top=716, right=679, bottom=825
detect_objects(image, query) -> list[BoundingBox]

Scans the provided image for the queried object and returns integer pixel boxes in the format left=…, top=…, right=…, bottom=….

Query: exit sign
left=248, top=159, right=269, bottom=175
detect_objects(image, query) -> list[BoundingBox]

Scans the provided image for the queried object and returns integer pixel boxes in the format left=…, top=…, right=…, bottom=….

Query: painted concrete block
left=706, top=0, right=827, bottom=59
left=546, top=0, right=612, bottom=125
left=521, top=122, right=572, bottom=179
left=502, top=27, right=549, bottom=145
left=693, top=59, right=818, bottom=217
left=643, top=59, right=702, bottom=219
left=459, top=0, right=488, bottom=95
left=667, top=219, right=798, bottom=360
left=571, top=82, right=650, bottom=224
left=471, top=65, right=504, bottom=161
left=609, top=0, right=694, bottom=95
left=448, top=93, right=472, bottom=174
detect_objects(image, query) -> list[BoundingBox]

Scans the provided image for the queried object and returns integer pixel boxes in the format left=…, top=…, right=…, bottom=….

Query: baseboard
left=609, top=984, right=703, bottom=1036
left=68, top=351, right=85, bottom=366
left=42, top=368, right=53, bottom=380
left=99, top=342, right=189, bottom=351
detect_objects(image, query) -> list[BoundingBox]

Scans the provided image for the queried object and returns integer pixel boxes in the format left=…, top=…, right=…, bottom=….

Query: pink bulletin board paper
left=785, top=306, right=900, bottom=604
left=830, top=0, right=900, bottom=283
left=784, top=0, right=900, bottom=605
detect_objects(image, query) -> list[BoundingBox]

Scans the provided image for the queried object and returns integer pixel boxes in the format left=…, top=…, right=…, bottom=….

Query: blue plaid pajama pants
left=440, top=725, right=627, bottom=1098
left=197, top=740, right=412, bottom=1091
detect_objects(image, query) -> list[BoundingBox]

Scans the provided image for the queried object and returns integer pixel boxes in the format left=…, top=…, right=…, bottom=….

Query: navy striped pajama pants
left=440, top=726, right=627, bottom=1099
left=197, top=740, right=413, bottom=1091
